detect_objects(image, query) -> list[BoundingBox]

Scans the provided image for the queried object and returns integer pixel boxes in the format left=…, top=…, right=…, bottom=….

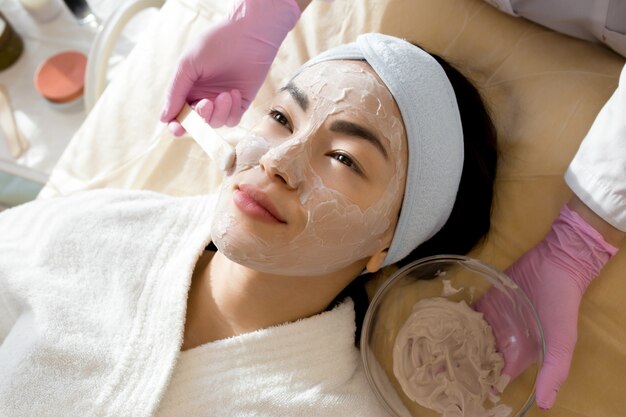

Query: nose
left=258, top=139, right=307, bottom=189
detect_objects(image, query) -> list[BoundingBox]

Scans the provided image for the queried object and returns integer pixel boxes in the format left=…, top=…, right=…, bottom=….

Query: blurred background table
left=0, top=0, right=156, bottom=208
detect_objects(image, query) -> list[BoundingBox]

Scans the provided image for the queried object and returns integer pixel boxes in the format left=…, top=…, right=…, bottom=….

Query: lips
left=235, top=184, right=287, bottom=224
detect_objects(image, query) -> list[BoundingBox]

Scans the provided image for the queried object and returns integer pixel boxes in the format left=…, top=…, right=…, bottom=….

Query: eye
left=329, top=151, right=364, bottom=175
left=267, top=108, right=292, bottom=131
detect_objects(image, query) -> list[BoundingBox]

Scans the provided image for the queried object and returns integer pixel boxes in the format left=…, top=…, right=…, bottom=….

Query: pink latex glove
left=160, top=0, right=301, bottom=135
left=477, top=204, right=618, bottom=410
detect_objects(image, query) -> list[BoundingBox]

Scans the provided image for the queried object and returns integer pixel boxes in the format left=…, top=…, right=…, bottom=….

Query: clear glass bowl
left=361, top=255, right=545, bottom=417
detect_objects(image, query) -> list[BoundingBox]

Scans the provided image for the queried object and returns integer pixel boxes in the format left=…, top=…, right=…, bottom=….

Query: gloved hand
left=160, top=0, right=301, bottom=135
left=476, top=204, right=618, bottom=410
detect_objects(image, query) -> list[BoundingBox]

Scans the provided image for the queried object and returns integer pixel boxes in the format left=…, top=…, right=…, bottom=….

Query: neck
left=182, top=250, right=364, bottom=350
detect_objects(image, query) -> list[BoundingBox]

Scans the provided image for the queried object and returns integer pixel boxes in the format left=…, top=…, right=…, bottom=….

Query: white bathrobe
left=483, top=0, right=626, bottom=57
left=0, top=189, right=387, bottom=417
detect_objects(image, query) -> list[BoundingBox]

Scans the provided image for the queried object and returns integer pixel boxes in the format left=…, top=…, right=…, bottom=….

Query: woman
left=0, top=34, right=499, bottom=416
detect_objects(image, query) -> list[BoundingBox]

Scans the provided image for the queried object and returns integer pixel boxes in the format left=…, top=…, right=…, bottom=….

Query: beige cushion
left=41, top=0, right=625, bottom=415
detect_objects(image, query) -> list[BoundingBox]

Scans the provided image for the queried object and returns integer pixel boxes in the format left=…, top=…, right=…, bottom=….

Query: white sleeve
left=564, top=64, right=626, bottom=232
left=482, top=0, right=518, bottom=16
left=484, top=0, right=626, bottom=58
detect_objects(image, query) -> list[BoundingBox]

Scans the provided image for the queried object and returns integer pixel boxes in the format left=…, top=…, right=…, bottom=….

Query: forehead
left=294, top=61, right=395, bottom=111
left=291, top=60, right=406, bottom=151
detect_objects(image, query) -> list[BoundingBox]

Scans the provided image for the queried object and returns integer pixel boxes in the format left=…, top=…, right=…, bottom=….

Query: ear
left=365, top=248, right=389, bottom=273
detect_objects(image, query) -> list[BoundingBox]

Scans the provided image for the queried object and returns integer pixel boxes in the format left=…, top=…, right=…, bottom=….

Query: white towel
left=0, top=189, right=216, bottom=417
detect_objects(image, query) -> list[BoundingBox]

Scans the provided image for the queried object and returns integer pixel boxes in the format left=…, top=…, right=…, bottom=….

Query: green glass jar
left=0, top=13, right=24, bottom=72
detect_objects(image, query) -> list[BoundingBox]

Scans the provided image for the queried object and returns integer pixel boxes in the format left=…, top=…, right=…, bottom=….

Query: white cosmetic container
left=17, top=0, right=62, bottom=23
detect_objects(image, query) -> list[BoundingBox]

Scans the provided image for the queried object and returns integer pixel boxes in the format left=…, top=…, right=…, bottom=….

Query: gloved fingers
left=166, top=99, right=211, bottom=137
left=535, top=334, right=576, bottom=410
left=160, top=62, right=196, bottom=124
left=475, top=289, right=539, bottom=381
left=210, top=92, right=234, bottom=128
left=500, top=344, right=538, bottom=380
left=167, top=120, right=186, bottom=137
left=195, top=98, right=215, bottom=123
left=193, top=91, right=243, bottom=128
left=226, top=89, right=243, bottom=127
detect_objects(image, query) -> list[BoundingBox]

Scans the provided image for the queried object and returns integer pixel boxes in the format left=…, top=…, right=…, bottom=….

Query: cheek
left=309, top=143, right=404, bottom=215
left=302, top=176, right=396, bottom=247
left=229, top=134, right=273, bottom=173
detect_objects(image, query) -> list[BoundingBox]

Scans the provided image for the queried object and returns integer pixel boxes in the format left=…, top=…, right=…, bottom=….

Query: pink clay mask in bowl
left=361, top=255, right=545, bottom=417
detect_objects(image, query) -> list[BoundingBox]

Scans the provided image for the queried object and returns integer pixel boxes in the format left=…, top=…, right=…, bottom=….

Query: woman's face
left=211, top=61, right=408, bottom=276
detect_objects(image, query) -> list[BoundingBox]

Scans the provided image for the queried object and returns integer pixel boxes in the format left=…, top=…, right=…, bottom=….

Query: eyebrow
left=329, top=120, right=389, bottom=160
left=279, top=81, right=389, bottom=160
left=279, top=82, right=309, bottom=112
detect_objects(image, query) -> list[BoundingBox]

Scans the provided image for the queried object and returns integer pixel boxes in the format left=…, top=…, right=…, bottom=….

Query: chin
left=212, top=236, right=363, bottom=278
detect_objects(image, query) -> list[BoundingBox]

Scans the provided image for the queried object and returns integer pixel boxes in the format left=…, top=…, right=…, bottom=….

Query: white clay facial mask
left=211, top=61, right=407, bottom=276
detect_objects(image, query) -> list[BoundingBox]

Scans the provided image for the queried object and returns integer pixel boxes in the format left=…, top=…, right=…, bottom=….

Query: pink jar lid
left=34, top=51, right=87, bottom=104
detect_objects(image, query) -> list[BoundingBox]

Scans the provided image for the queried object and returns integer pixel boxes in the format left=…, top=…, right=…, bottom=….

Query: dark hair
left=328, top=49, right=498, bottom=344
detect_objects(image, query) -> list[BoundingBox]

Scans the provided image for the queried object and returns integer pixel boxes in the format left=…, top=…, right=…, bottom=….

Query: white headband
left=296, top=33, right=464, bottom=267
